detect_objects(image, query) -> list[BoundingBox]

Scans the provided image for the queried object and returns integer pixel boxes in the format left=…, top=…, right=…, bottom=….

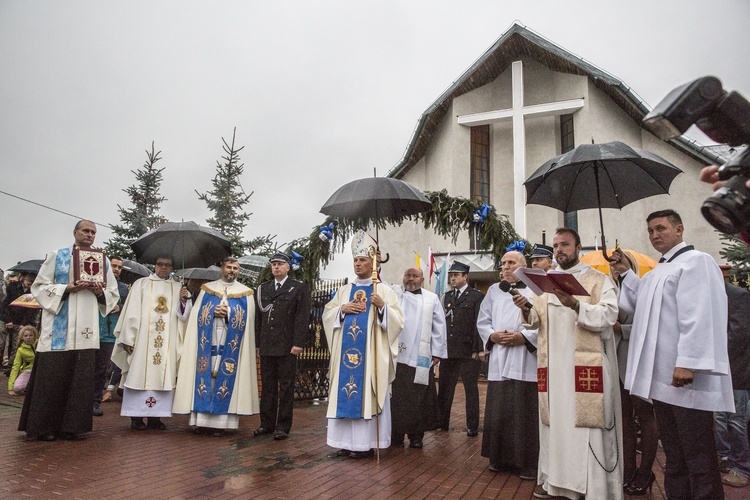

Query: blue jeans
left=714, top=389, right=750, bottom=479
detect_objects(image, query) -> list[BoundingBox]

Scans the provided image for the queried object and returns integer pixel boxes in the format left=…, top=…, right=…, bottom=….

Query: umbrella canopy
left=130, top=221, right=232, bottom=269
left=10, top=293, right=41, bottom=309
left=177, top=266, right=222, bottom=281
left=525, top=141, right=683, bottom=258
left=8, top=259, right=44, bottom=274
left=119, top=259, right=151, bottom=285
left=320, top=177, right=432, bottom=219
left=581, top=249, right=658, bottom=278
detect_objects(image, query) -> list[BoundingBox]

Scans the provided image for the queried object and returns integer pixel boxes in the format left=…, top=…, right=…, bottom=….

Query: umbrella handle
left=594, top=165, right=613, bottom=262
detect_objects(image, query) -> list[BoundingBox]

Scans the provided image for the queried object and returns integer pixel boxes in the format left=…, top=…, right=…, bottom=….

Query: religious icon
left=353, top=290, right=367, bottom=304
left=72, top=247, right=107, bottom=286
left=154, top=296, right=169, bottom=314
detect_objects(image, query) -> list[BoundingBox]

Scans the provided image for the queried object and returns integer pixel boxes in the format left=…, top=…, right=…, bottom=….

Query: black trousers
left=259, top=354, right=296, bottom=432
left=93, top=342, right=115, bottom=404
left=437, top=357, right=480, bottom=431
left=652, top=399, right=724, bottom=500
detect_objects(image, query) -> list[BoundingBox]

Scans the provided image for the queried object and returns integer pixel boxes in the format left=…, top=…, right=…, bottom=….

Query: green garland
left=275, top=189, right=523, bottom=285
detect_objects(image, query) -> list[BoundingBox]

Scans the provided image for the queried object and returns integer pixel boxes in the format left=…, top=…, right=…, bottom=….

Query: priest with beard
left=322, top=231, right=403, bottom=459
left=477, top=249, right=538, bottom=479
left=173, top=257, right=259, bottom=436
left=514, top=228, right=622, bottom=500
left=390, top=267, right=447, bottom=449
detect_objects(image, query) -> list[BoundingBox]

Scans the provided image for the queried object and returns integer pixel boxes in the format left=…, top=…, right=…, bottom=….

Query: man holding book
left=512, top=228, right=621, bottom=500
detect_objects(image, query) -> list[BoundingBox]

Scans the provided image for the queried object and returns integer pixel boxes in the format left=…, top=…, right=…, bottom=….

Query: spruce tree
left=106, top=142, right=168, bottom=259
left=197, top=128, right=273, bottom=257
left=720, top=233, right=750, bottom=288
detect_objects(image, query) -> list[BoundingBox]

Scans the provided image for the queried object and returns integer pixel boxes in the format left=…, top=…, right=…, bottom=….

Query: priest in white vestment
left=21, top=220, right=119, bottom=440
left=173, top=257, right=259, bottom=435
left=477, top=250, right=538, bottom=478
left=623, top=210, right=732, bottom=499
left=390, top=267, right=447, bottom=449
left=322, top=231, right=404, bottom=458
left=111, top=255, right=191, bottom=430
left=515, top=228, right=622, bottom=500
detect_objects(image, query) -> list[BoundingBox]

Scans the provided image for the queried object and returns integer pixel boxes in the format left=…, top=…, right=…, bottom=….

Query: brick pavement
left=0, top=382, right=746, bottom=499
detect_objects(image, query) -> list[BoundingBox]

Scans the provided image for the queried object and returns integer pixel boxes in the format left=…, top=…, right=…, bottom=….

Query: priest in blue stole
left=173, top=257, right=259, bottom=435
left=323, top=231, right=404, bottom=458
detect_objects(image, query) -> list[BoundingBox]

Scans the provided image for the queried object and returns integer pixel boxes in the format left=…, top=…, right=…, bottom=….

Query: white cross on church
left=457, top=61, right=584, bottom=237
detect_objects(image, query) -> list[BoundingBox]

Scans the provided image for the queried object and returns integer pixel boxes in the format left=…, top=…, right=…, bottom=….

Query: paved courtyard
left=0, top=381, right=746, bottom=499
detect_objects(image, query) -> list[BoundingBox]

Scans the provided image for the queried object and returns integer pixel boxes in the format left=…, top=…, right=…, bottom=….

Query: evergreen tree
left=197, top=128, right=273, bottom=257
left=106, top=142, right=168, bottom=259
left=720, top=233, right=750, bottom=288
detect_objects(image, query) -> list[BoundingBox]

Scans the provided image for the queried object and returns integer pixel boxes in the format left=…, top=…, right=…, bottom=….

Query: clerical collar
left=354, top=277, right=373, bottom=286
left=660, top=241, right=687, bottom=262
left=408, top=288, right=422, bottom=294
left=509, top=281, right=526, bottom=289
left=220, top=279, right=235, bottom=285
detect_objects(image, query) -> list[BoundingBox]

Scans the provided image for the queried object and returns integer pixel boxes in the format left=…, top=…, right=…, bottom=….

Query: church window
left=560, top=114, right=578, bottom=231
left=470, top=125, right=490, bottom=204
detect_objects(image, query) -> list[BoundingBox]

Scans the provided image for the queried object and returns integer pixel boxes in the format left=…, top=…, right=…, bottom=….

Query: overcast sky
left=1, top=0, right=748, bottom=278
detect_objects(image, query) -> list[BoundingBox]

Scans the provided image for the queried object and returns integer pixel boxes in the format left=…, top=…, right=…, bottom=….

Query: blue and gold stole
left=335, top=284, right=372, bottom=418
left=192, top=291, right=248, bottom=415
left=51, top=248, right=72, bottom=350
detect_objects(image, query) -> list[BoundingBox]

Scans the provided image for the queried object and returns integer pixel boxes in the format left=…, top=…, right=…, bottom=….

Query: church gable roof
left=388, top=22, right=720, bottom=179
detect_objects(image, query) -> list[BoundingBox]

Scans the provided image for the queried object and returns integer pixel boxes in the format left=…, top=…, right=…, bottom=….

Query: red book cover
left=513, top=268, right=589, bottom=296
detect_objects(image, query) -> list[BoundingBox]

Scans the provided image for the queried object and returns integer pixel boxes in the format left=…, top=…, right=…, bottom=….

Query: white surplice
left=392, top=287, right=447, bottom=366
left=477, top=282, right=537, bottom=382
left=624, top=243, right=734, bottom=412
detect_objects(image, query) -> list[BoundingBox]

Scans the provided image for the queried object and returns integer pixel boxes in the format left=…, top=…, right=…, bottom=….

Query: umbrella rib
left=599, top=165, right=624, bottom=210
left=564, top=161, right=590, bottom=213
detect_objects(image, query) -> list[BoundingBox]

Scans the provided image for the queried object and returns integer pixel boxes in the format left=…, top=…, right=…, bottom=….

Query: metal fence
left=293, top=277, right=348, bottom=401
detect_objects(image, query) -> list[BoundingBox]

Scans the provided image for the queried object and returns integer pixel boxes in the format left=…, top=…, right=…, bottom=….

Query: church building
left=379, top=22, right=724, bottom=288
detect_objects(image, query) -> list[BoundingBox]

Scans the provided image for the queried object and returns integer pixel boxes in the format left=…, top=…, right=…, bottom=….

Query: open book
left=513, top=267, right=590, bottom=297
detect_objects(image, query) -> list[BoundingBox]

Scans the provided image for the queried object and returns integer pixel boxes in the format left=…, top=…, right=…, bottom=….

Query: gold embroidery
left=154, top=335, right=164, bottom=349
left=346, top=318, right=362, bottom=342
left=577, top=367, right=601, bottom=392
left=198, top=302, right=214, bottom=327
left=226, top=335, right=239, bottom=353
left=155, top=317, right=166, bottom=332
left=153, top=351, right=162, bottom=365
left=223, top=360, right=235, bottom=374
left=342, top=375, right=358, bottom=400
left=154, top=296, right=169, bottom=314
left=231, top=304, right=246, bottom=331
left=196, top=377, right=208, bottom=398
left=197, top=356, right=209, bottom=373
left=216, top=380, right=230, bottom=401
left=199, top=333, right=209, bottom=350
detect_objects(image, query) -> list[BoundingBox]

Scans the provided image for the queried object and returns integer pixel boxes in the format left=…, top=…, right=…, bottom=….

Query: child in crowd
left=8, top=325, right=37, bottom=395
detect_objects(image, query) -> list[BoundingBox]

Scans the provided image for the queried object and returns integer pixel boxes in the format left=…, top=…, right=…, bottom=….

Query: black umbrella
left=119, top=259, right=151, bottom=285
left=8, top=259, right=44, bottom=274
left=130, top=221, right=232, bottom=269
left=177, top=266, right=222, bottom=281
left=320, top=177, right=433, bottom=219
left=524, top=141, right=683, bottom=258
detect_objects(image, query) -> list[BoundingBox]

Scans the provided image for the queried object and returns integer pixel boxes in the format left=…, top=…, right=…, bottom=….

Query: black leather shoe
left=273, top=431, right=289, bottom=440
left=409, top=439, right=423, bottom=449
left=147, top=418, right=166, bottom=430
left=467, top=429, right=478, bottom=437
left=92, top=404, right=103, bottom=417
left=211, top=429, right=225, bottom=437
left=253, top=427, right=274, bottom=436
left=37, top=434, right=57, bottom=442
left=336, top=449, right=352, bottom=457
left=130, top=418, right=146, bottom=431
left=349, top=449, right=375, bottom=459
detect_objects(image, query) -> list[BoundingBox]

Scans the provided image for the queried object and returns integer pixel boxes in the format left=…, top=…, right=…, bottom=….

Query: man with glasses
left=111, top=255, right=191, bottom=431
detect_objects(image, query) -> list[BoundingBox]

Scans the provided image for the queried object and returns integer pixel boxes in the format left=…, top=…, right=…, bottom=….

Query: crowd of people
left=2, top=206, right=748, bottom=499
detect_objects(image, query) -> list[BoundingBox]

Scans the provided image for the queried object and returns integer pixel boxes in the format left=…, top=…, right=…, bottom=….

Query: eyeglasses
left=155, top=262, right=172, bottom=268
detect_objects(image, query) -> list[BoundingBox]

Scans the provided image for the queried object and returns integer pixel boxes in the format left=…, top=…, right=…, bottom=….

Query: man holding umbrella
left=111, top=255, right=191, bottom=431
left=322, top=231, right=404, bottom=459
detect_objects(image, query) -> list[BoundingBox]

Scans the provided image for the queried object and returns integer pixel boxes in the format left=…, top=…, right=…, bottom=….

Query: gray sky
left=1, top=0, right=748, bottom=278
